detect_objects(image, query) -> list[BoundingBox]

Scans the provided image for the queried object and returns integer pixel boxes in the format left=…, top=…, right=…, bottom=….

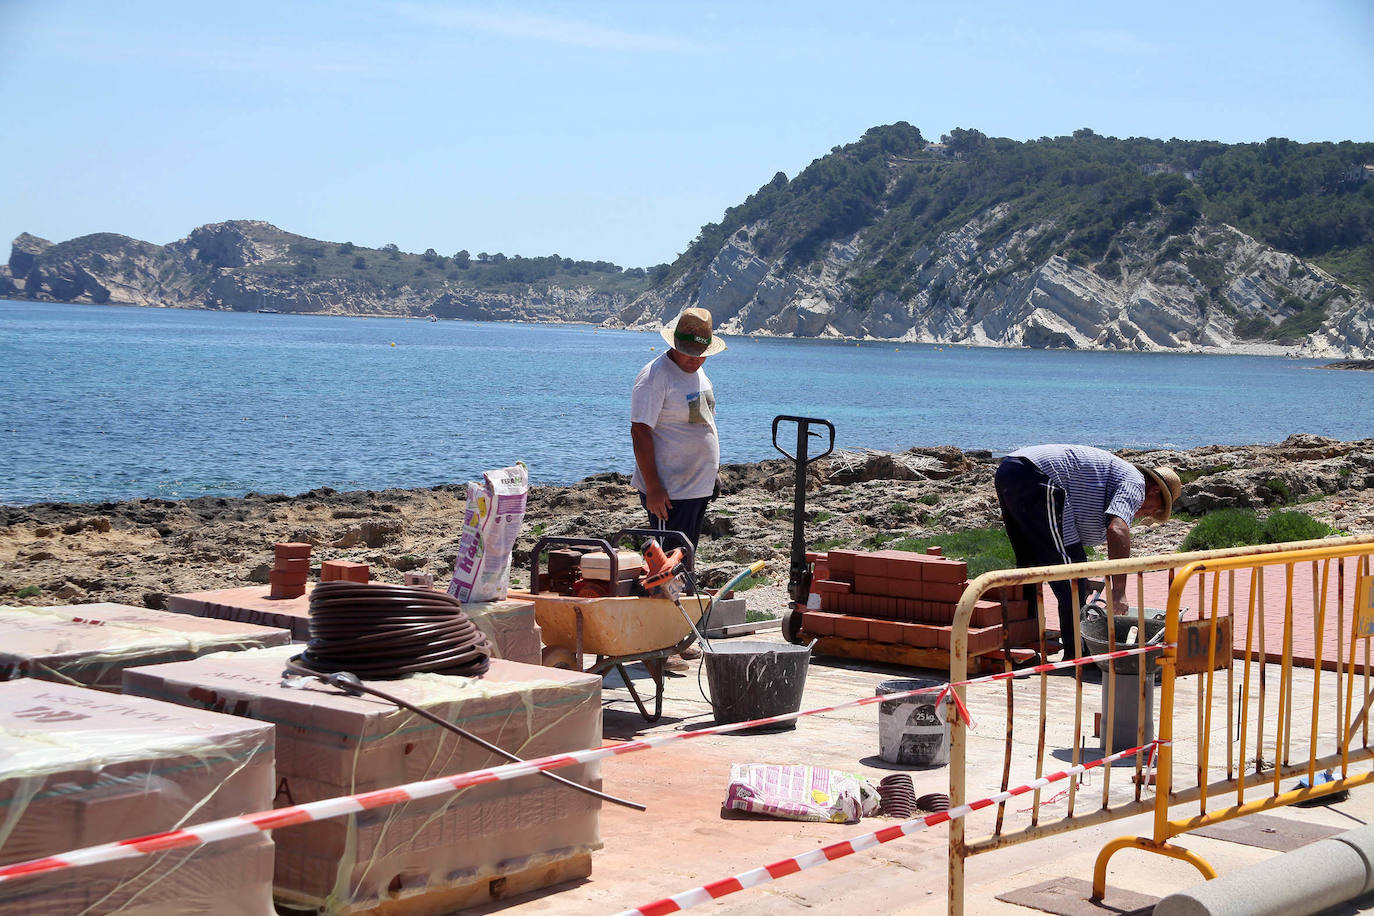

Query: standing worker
left=994, top=444, right=1181, bottom=660
left=631, top=307, right=727, bottom=550
left=631, top=308, right=726, bottom=670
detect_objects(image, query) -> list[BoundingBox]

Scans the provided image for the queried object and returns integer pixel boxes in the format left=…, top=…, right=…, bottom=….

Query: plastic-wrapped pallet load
left=123, top=643, right=602, bottom=913
left=0, top=602, right=290, bottom=689
left=0, top=679, right=276, bottom=915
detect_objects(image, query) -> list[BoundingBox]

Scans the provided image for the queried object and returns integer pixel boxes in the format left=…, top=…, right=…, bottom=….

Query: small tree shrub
left=1180, top=509, right=1265, bottom=551
left=1262, top=510, right=1339, bottom=543
left=1181, top=508, right=1337, bottom=552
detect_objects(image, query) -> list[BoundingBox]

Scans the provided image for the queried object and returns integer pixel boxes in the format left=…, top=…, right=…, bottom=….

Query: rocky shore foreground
left=3, top=435, right=1372, bottom=614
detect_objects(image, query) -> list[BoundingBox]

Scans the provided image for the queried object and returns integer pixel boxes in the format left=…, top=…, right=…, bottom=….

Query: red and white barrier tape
left=616, top=741, right=1159, bottom=916
left=0, top=642, right=1169, bottom=885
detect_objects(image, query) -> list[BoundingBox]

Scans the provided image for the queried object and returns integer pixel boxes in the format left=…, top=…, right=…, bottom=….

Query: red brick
left=922, top=558, right=968, bottom=583
left=852, top=574, right=887, bottom=595
left=834, top=616, right=870, bottom=641
left=969, top=599, right=1004, bottom=628
left=885, top=577, right=923, bottom=600
left=884, top=556, right=926, bottom=581
left=810, top=560, right=830, bottom=583
left=925, top=546, right=943, bottom=557
left=321, top=560, right=369, bottom=583
left=924, top=581, right=966, bottom=604
left=890, top=596, right=918, bottom=618
left=932, top=625, right=953, bottom=650
left=269, top=581, right=306, bottom=599
left=852, top=552, right=890, bottom=578
left=825, top=550, right=857, bottom=575
left=869, top=620, right=904, bottom=644
left=871, top=602, right=896, bottom=621
left=275, top=542, right=312, bottom=561
left=968, top=625, right=1003, bottom=656
left=899, top=623, right=940, bottom=648
left=814, top=578, right=852, bottom=594
left=986, top=584, right=1023, bottom=603
left=801, top=611, right=841, bottom=637
left=1004, top=617, right=1041, bottom=646
left=275, top=557, right=310, bottom=577
left=270, top=568, right=308, bottom=588
left=1001, top=599, right=1031, bottom=620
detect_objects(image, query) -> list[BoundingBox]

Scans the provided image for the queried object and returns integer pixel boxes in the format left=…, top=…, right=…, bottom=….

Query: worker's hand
left=645, top=482, right=671, bottom=521
left=1111, top=595, right=1130, bottom=616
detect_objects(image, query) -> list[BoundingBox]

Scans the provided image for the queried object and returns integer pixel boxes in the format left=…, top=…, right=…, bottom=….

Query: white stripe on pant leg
left=1043, top=482, right=1071, bottom=563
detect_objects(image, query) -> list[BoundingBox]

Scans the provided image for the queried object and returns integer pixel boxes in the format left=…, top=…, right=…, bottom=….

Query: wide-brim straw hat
left=1135, top=464, right=1182, bottom=523
left=660, top=307, right=727, bottom=357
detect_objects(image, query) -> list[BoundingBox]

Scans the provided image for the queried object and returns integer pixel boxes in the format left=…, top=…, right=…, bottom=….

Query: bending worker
left=994, top=444, right=1181, bottom=660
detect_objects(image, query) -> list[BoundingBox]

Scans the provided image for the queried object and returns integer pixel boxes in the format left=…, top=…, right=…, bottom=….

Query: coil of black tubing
left=297, top=581, right=491, bottom=679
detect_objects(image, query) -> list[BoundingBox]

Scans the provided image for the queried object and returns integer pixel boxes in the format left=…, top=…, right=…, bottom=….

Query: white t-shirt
left=630, top=353, right=719, bottom=499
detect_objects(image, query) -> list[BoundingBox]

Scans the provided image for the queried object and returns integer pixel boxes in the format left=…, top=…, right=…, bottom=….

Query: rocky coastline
left=3, top=435, right=1372, bottom=614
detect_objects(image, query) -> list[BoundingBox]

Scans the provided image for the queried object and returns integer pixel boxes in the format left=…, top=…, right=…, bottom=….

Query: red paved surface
left=1068, top=556, right=1373, bottom=671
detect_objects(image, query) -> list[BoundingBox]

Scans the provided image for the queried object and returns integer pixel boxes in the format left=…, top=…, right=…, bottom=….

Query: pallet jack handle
left=771, top=415, right=835, bottom=605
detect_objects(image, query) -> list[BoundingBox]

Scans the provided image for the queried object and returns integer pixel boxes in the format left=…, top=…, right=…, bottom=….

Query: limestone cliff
left=612, top=208, right=1374, bottom=358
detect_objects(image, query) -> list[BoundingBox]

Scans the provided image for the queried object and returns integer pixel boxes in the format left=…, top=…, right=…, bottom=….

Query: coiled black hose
left=297, top=581, right=492, bottom=678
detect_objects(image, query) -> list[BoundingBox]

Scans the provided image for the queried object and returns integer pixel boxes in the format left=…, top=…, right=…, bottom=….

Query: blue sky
left=2, top=1, right=1371, bottom=268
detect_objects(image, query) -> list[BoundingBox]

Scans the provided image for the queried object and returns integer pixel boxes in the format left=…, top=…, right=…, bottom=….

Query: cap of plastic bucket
left=875, top=677, right=950, bottom=767
left=702, top=641, right=810, bottom=731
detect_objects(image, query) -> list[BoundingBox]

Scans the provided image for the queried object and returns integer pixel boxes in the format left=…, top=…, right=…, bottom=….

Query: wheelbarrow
left=521, top=529, right=707, bottom=723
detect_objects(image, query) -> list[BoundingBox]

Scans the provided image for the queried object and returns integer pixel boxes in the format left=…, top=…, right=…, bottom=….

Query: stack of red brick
left=802, top=548, right=1038, bottom=656
left=269, top=542, right=312, bottom=599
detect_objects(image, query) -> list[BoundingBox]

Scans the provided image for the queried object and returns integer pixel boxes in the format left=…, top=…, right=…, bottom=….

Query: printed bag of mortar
left=724, top=763, right=881, bottom=824
left=447, top=462, right=528, bottom=603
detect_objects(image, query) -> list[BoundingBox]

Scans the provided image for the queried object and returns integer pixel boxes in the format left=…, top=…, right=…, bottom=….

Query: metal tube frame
left=947, top=534, right=1374, bottom=916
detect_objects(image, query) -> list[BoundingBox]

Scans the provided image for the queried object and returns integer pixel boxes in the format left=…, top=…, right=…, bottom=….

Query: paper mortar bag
left=448, top=462, right=529, bottom=603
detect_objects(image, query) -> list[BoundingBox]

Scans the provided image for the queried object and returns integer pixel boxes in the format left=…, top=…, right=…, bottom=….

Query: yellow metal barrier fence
left=1093, top=539, right=1374, bottom=895
left=945, top=534, right=1374, bottom=916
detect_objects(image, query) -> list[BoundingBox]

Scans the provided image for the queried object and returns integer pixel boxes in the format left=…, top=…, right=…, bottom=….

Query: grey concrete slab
left=1188, top=813, right=1345, bottom=852
left=996, top=876, right=1156, bottom=915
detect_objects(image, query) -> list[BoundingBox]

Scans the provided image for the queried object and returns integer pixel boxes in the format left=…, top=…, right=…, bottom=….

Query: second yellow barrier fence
left=944, top=534, right=1374, bottom=915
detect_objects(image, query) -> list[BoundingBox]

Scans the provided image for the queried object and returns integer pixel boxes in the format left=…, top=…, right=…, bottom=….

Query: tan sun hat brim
left=1136, top=465, right=1182, bottom=523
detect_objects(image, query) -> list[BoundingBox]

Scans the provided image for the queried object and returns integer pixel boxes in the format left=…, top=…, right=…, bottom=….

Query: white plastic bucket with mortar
left=876, top=677, right=950, bottom=767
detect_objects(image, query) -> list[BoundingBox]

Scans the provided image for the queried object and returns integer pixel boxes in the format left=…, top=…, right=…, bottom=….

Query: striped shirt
left=1011, top=444, right=1146, bottom=548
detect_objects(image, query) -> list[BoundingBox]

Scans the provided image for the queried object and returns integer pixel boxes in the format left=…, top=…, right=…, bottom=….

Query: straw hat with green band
left=660, top=307, right=728, bottom=357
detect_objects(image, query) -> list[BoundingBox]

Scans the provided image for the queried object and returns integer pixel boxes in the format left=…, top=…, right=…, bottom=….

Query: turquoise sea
left=0, top=299, right=1369, bottom=505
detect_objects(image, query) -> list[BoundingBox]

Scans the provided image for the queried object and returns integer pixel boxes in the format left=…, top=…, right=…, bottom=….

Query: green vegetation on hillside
left=664, top=125, right=1374, bottom=309
left=256, top=239, right=656, bottom=297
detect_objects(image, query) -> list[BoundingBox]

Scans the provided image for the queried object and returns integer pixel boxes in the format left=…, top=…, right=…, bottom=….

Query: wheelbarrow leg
left=617, top=662, right=662, bottom=723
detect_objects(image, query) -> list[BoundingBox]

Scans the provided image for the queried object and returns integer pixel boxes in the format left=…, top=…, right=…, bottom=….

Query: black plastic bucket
left=1079, top=606, right=1167, bottom=675
left=702, top=640, right=810, bottom=730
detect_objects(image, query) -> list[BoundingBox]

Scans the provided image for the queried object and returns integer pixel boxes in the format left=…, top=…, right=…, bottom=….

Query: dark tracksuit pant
left=994, top=456, right=1091, bottom=658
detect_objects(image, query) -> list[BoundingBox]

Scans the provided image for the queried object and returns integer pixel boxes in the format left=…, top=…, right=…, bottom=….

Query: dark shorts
left=637, top=492, right=710, bottom=550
